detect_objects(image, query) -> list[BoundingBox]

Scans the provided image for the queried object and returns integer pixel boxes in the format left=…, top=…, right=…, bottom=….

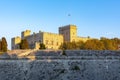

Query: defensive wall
left=0, top=50, right=120, bottom=80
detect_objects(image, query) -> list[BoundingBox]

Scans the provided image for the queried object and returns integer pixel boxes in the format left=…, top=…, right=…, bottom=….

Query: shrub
left=62, top=50, right=67, bottom=56
left=72, top=65, right=80, bottom=71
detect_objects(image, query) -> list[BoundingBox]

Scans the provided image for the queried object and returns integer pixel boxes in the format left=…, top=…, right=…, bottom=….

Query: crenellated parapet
left=11, top=36, right=21, bottom=50
left=21, top=30, right=31, bottom=39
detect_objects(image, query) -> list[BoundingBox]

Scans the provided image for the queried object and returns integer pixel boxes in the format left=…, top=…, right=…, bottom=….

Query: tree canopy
left=39, top=43, right=46, bottom=49
left=59, top=41, right=84, bottom=50
left=59, top=37, right=120, bottom=50
left=0, top=37, right=8, bottom=52
left=19, top=39, right=29, bottom=49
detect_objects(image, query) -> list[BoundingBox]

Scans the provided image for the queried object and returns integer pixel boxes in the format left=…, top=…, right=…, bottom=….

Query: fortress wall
left=0, top=59, right=120, bottom=80
left=28, top=50, right=120, bottom=56
left=0, top=50, right=120, bottom=80
left=43, top=32, right=63, bottom=49
left=12, top=24, right=94, bottom=50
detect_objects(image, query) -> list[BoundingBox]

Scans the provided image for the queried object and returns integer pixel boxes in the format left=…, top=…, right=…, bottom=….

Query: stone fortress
left=11, top=24, right=90, bottom=50
left=4, top=24, right=120, bottom=80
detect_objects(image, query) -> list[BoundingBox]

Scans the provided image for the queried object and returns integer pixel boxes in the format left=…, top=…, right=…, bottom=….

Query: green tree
left=59, top=42, right=67, bottom=50
left=59, top=37, right=120, bottom=50
left=71, top=41, right=77, bottom=49
left=111, top=38, right=120, bottom=50
left=1, top=37, right=8, bottom=52
left=0, top=40, right=2, bottom=51
left=84, top=39, right=105, bottom=50
left=39, top=43, right=46, bottom=49
left=62, top=50, right=67, bottom=56
left=20, top=39, right=29, bottom=49
left=76, top=41, right=84, bottom=49
left=100, top=37, right=115, bottom=50
left=59, top=41, right=84, bottom=50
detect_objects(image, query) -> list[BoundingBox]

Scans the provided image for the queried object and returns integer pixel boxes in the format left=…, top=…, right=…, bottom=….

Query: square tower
left=59, top=24, right=77, bottom=42
left=21, top=30, right=31, bottom=39
left=11, top=36, right=21, bottom=50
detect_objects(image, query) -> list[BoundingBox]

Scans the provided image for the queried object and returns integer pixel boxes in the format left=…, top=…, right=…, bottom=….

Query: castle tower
left=11, top=36, right=21, bottom=50
left=59, top=24, right=77, bottom=42
left=21, top=30, right=31, bottom=39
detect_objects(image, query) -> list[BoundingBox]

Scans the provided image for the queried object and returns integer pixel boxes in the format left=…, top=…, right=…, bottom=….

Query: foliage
left=62, top=50, right=67, bottom=56
left=59, top=37, right=120, bottom=50
left=72, top=65, right=80, bottom=71
left=84, top=39, right=105, bottom=50
left=0, top=52, right=4, bottom=55
left=100, top=37, right=116, bottom=50
left=39, top=43, right=46, bottom=49
left=60, top=69, right=65, bottom=73
left=59, top=41, right=84, bottom=50
left=76, top=41, right=84, bottom=49
left=0, top=37, right=8, bottom=52
left=59, top=42, right=67, bottom=50
left=0, top=41, right=2, bottom=51
left=20, top=39, right=29, bottom=49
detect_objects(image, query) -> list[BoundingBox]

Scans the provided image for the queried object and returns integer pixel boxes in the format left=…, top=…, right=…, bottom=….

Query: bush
left=72, top=65, right=80, bottom=71
left=0, top=52, right=4, bottom=55
left=20, top=39, right=29, bottom=49
left=0, top=37, right=8, bottom=52
left=62, top=50, right=67, bottom=56
left=60, top=69, right=65, bottom=73
left=39, top=43, right=46, bottom=49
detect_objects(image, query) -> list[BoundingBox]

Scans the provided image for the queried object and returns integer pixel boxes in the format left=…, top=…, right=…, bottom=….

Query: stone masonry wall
left=0, top=50, right=120, bottom=80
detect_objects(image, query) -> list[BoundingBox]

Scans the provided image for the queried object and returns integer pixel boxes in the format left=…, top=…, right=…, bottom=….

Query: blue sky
left=0, top=0, right=120, bottom=49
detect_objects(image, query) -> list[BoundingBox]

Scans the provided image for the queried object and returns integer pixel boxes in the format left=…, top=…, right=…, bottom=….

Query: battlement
left=21, top=30, right=31, bottom=39
left=21, top=30, right=31, bottom=33
left=43, top=32, right=63, bottom=37
left=59, top=24, right=77, bottom=30
left=11, top=36, right=21, bottom=50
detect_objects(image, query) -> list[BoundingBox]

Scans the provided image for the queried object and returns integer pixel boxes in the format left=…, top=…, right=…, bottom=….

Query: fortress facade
left=11, top=24, right=90, bottom=50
